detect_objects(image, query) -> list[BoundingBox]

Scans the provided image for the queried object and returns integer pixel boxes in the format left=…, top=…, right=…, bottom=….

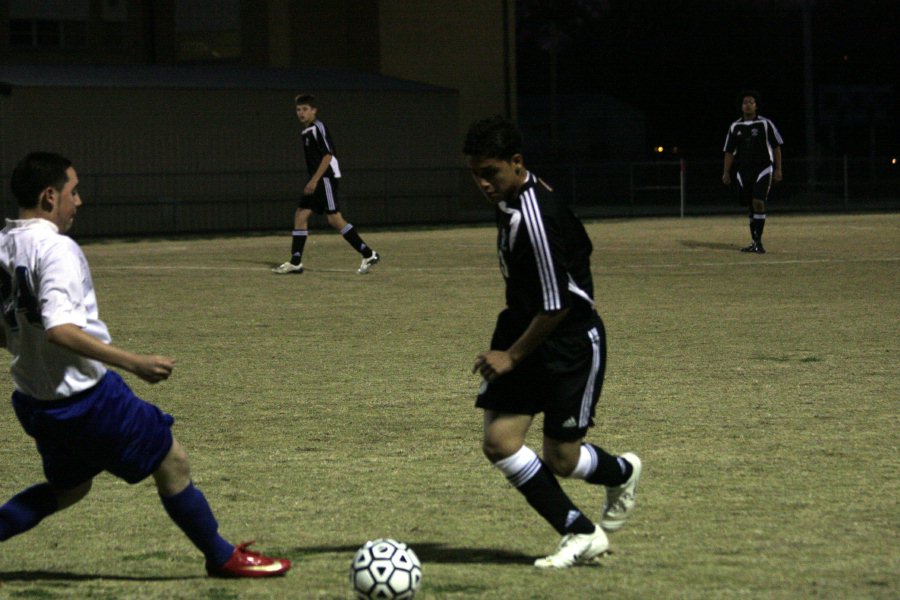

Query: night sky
left=516, top=0, right=900, bottom=159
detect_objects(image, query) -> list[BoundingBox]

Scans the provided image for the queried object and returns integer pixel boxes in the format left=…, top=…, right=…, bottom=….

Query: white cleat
left=272, top=262, right=304, bottom=274
left=358, top=251, right=380, bottom=274
left=533, top=526, right=609, bottom=569
left=601, top=452, right=642, bottom=532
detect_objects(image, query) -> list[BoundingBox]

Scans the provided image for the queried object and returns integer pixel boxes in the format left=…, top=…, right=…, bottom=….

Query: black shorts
left=299, top=176, right=341, bottom=214
left=736, top=165, right=773, bottom=207
left=475, top=312, right=607, bottom=442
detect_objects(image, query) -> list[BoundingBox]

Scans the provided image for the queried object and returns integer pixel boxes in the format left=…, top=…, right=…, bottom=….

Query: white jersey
left=0, top=218, right=109, bottom=399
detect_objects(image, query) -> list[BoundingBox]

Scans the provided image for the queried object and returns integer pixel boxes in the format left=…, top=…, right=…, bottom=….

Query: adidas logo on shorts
left=561, top=416, right=578, bottom=428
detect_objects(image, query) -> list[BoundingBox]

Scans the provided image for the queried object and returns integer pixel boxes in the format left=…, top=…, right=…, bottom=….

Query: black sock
left=291, top=230, right=307, bottom=264
left=497, top=449, right=594, bottom=535
left=340, top=224, right=372, bottom=258
left=584, top=445, right=632, bottom=487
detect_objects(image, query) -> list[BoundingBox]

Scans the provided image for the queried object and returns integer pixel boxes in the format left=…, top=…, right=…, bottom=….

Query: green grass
left=0, top=213, right=897, bottom=599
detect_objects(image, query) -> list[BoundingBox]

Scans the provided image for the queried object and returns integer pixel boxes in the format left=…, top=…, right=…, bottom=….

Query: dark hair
left=738, top=89, right=761, bottom=111
left=10, top=152, right=72, bottom=209
left=463, top=115, right=523, bottom=160
left=294, top=93, right=317, bottom=107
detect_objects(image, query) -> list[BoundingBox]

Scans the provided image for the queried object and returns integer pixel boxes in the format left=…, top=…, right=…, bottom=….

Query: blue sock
left=160, top=483, right=233, bottom=567
left=0, top=483, right=59, bottom=541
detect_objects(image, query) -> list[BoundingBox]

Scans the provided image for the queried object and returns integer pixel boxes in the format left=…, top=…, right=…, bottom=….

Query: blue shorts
left=12, top=371, right=174, bottom=490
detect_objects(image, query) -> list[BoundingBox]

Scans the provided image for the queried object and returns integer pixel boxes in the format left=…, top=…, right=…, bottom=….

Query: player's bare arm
left=304, top=154, right=333, bottom=195
left=473, top=308, right=570, bottom=381
left=722, top=152, right=734, bottom=185
left=46, top=323, right=174, bottom=383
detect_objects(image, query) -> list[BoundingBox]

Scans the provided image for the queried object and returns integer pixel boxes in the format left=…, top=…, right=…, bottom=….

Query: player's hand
left=722, top=173, right=731, bottom=185
left=132, top=355, right=175, bottom=384
left=473, top=350, right=515, bottom=381
left=303, top=180, right=317, bottom=196
left=773, top=169, right=783, bottom=183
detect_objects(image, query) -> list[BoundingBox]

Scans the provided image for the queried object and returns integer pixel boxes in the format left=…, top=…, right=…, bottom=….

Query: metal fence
left=532, top=156, right=900, bottom=218
left=1, top=157, right=897, bottom=236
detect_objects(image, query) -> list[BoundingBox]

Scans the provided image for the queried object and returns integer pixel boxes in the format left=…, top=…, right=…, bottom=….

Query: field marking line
left=91, top=256, right=900, bottom=273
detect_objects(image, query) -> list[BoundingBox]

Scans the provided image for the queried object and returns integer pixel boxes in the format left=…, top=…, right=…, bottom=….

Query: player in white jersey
left=0, top=152, right=290, bottom=578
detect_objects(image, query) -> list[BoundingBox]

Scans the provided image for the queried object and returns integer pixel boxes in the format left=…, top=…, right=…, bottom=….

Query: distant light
left=892, top=157, right=898, bottom=165
left=655, top=146, right=664, bottom=154
left=843, top=55, right=849, bottom=62
left=672, top=146, right=679, bottom=154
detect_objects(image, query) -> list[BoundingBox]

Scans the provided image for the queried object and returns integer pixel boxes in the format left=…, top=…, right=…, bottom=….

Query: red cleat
left=206, top=541, right=291, bottom=578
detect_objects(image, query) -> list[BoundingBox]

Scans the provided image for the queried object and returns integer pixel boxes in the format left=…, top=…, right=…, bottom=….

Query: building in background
left=0, top=1, right=514, bottom=233
left=0, top=0, right=516, bottom=138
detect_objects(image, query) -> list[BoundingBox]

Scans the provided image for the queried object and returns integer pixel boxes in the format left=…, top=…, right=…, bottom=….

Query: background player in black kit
left=273, top=94, right=379, bottom=275
left=464, top=116, right=642, bottom=569
left=722, top=90, right=784, bottom=253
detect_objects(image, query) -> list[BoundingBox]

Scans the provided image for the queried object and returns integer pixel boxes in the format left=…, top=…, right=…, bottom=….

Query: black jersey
left=723, top=116, right=783, bottom=170
left=494, top=172, right=597, bottom=338
left=301, top=119, right=342, bottom=178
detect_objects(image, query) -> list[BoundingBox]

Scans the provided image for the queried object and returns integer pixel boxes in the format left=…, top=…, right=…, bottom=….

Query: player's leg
left=548, top=436, right=640, bottom=533
left=321, top=178, right=379, bottom=272
left=2, top=392, right=99, bottom=541
left=736, top=170, right=758, bottom=252
left=544, top=320, right=641, bottom=534
left=153, top=437, right=290, bottom=577
left=153, top=438, right=234, bottom=569
left=328, top=211, right=379, bottom=272
left=0, top=480, right=91, bottom=541
left=750, top=196, right=767, bottom=253
left=482, top=410, right=604, bottom=568
left=745, top=168, right=771, bottom=253
left=273, top=207, right=311, bottom=274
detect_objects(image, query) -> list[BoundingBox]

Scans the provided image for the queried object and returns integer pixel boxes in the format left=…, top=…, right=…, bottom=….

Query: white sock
left=493, top=446, right=541, bottom=487
left=568, top=444, right=598, bottom=480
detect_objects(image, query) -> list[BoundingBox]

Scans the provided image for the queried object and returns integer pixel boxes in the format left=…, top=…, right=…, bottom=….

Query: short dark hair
left=738, top=89, right=761, bottom=110
left=295, top=93, right=317, bottom=107
left=10, top=152, right=72, bottom=209
left=463, top=115, right=523, bottom=160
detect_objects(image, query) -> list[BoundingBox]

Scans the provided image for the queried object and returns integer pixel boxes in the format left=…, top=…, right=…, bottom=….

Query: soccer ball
left=350, top=538, right=422, bottom=600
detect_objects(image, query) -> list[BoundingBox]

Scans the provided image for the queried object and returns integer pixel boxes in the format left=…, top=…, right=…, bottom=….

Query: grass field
left=0, top=213, right=897, bottom=599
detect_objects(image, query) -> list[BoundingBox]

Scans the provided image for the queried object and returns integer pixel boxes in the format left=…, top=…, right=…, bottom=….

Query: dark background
left=516, top=0, right=900, bottom=160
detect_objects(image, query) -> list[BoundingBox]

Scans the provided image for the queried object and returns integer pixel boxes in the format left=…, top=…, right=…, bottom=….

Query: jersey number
left=0, top=267, right=41, bottom=330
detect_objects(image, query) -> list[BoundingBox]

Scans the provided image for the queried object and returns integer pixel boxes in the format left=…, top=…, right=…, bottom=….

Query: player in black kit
left=464, top=116, right=642, bottom=569
left=722, top=90, right=784, bottom=253
left=273, top=94, right=379, bottom=275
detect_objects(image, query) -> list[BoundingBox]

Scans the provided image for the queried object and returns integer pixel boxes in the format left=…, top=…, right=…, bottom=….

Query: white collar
left=5, top=217, right=60, bottom=233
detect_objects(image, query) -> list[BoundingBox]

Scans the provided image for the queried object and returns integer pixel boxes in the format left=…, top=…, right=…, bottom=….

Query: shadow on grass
left=290, top=543, right=532, bottom=565
left=0, top=570, right=204, bottom=582
left=678, top=239, right=739, bottom=251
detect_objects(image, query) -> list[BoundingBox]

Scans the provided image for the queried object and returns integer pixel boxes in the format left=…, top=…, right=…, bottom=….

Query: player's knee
left=54, top=480, right=92, bottom=510
left=482, top=438, right=519, bottom=464
left=544, top=454, right=578, bottom=477
left=541, top=442, right=580, bottom=477
left=154, top=439, right=192, bottom=494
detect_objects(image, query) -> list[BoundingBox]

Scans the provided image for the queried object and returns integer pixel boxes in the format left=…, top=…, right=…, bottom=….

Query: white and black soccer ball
left=350, top=538, right=422, bottom=600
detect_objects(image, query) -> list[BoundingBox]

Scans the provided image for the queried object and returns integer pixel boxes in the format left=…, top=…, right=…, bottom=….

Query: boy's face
left=44, top=167, right=82, bottom=232
left=296, top=103, right=317, bottom=126
left=467, top=154, right=525, bottom=204
left=742, top=96, right=758, bottom=119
